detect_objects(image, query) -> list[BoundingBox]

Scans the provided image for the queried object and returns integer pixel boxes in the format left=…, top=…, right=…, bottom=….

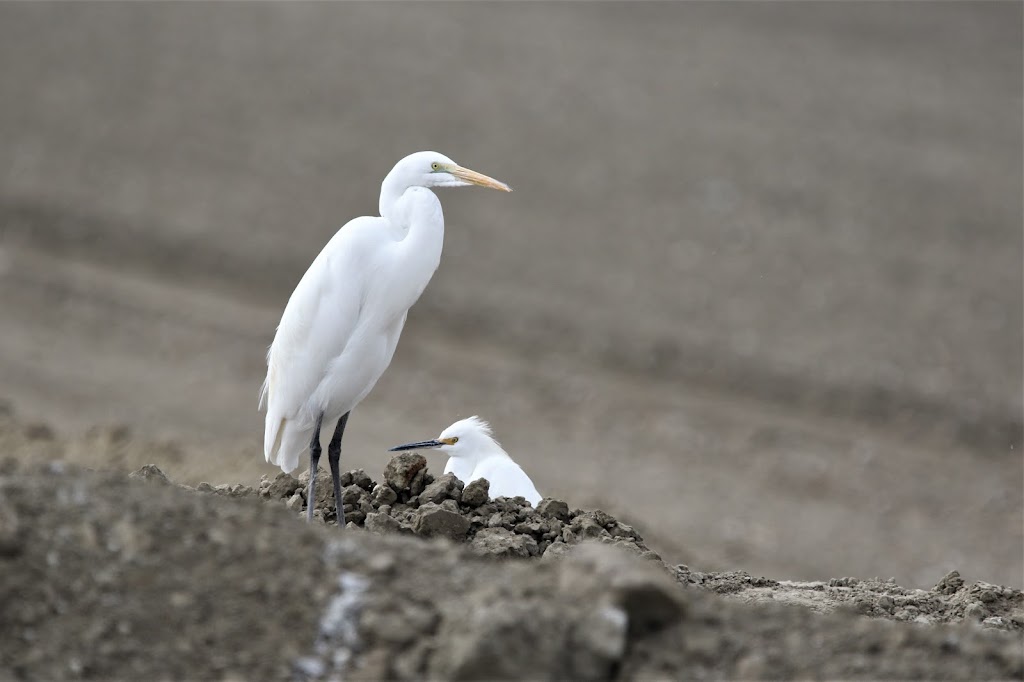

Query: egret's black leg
left=327, top=412, right=350, bottom=527
left=306, top=413, right=324, bottom=522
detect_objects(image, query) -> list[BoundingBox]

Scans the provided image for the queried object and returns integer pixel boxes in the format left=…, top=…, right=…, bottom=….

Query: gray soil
left=1, top=458, right=1021, bottom=681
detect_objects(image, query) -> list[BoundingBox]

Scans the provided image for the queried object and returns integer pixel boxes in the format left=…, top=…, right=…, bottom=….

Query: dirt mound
left=226, top=454, right=1024, bottom=634
left=250, top=452, right=658, bottom=563
left=2, top=460, right=1021, bottom=680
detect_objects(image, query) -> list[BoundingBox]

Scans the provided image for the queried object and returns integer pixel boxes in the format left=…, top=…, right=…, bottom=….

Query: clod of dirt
left=384, top=452, right=429, bottom=500
left=472, top=527, right=539, bottom=558
left=536, top=498, right=570, bottom=521
left=935, top=570, right=966, bottom=595
left=259, top=471, right=301, bottom=500
left=418, top=472, right=463, bottom=506
left=413, top=503, right=471, bottom=541
left=364, top=511, right=406, bottom=536
left=461, top=478, right=490, bottom=507
left=127, top=463, right=170, bottom=485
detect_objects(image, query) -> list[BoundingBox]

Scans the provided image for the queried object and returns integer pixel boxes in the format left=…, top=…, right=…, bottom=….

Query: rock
left=384, top=453, right=428, bottom=496
left=371, top=483, right=398, bottom=507
left=514, top=520, right=547, bottom=536
left=407, top=467, right=429, bottom=499
left=609, top=522, right=641, bottom=540
left=461, top=479, right=490, bottom=508
left=340, top=485, right=363, bottom=506
left=964, top=602, right=989, bottom=621
left=418, top=473, right=463, bottom=506
left=536, top=498, right=570, bottom=522
left=414, top=504, right=472, bottom=541
left=264, top=472, right=301, bottom=500
left=129, top=465, right=169, bottom=485
left=471, top=527, right=538, bottom=558
left=934, top=571, right=965, bottom=595
left=285, top=493, right=304, bottom=511
left=351, top=469, right=374, bottom=491
left=365, top=512, right=405, bottom=535
left=571, top=510, right=615, bottom=539
left=541, top=541, right=572, bottom=561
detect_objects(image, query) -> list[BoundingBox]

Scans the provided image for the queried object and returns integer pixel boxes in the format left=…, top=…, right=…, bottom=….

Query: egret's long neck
left=379, top=171, right=409, bottom=222
left=378, top=187, right=444, bottom=316
left=395, top=187, right=443, bottom=258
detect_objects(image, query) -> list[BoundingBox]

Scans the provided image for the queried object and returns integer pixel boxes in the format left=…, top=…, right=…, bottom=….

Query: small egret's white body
left=441, top=449, right=476, bottom=484
left=390, top=416, right=543, bottom=506
left=260, top=152, right=510, bottom=524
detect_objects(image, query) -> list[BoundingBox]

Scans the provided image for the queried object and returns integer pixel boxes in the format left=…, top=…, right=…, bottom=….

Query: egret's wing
left=471, top=458, right=542, bottom=506
left=262, top=216, right=388, bottom=460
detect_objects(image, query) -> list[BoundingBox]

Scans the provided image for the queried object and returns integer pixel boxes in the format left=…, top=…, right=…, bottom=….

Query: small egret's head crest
left=387, top=415, right=503, bottom=462
left=440, top=415, right=493, bottom=443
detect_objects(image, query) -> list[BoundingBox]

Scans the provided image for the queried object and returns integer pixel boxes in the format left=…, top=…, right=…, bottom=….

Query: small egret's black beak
left=388, top=439, right=444, bottom=452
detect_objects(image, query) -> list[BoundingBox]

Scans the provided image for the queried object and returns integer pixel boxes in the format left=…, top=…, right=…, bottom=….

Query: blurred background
left=0, top=3, right=1020, bottom=588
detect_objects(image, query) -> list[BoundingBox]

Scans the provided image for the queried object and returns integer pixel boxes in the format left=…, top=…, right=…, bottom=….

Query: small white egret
left=260, top=152, right=511, bottom=525
left=389, top=416, right=543, bottom=506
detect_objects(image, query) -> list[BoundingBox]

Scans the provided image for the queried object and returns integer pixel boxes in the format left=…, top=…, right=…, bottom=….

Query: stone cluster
left=253, top=452, right=661, bottom=561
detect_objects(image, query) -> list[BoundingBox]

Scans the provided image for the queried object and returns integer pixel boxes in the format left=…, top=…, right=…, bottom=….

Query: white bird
left=388, top=416, right=543, bottom=506
left=260, top=152, right=511, bottom=525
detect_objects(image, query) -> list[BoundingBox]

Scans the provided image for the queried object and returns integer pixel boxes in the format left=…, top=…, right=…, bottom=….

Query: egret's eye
left=431, top=162, right=440, bottom=171
left=450, top=436, right=459, bottom=444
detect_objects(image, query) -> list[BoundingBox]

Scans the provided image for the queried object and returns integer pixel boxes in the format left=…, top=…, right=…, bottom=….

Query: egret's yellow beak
left=448, top=165, right=513, bottom=192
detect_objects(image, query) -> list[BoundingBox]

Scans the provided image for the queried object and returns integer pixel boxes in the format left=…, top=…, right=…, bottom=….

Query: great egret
left=389, top=416, right=543, bottom=506
left=260, top=152, right=511, bottom=525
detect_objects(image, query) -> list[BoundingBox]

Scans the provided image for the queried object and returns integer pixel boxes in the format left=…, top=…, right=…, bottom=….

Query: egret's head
left=388, top=416, right=500, bottom=462
left=387, top=151, right=512, bottom=192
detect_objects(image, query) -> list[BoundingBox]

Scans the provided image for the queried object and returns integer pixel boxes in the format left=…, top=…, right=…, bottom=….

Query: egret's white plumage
left=389, top=416, right=543, bottom=506
left=260, top=152, right=510, bottom=523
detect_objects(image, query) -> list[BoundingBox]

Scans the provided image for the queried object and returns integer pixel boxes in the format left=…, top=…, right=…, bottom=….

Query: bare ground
left=1, top=456, right=1021, bottom=681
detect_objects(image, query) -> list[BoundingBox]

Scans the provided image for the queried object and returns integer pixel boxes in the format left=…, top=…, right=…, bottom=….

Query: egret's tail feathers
left=258, top=377, right=270, bottom=410
left=264, top=415, right=312, bottom=474
left=264, top=416, right=286, bottom=464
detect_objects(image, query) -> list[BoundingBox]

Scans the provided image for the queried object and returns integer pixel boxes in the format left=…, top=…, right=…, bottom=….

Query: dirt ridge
left=1, top=460, right=1021, bottom=681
